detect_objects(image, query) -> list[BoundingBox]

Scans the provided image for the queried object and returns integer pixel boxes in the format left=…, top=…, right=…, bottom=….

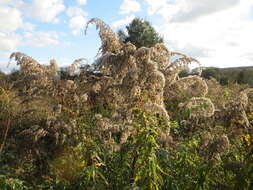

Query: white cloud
left=175, top=0, right=240, bottom=23
left=76, top=0, right=87, bottom=5
left=112, top=14, right=135, bottom=28
left=146, top=0, right=253, bottom=68
left=69, top=16, right=87, bottom=35
left=0, top=1, right=35, bottom=65
left=22, top=0, right=65, bottom=23
left=66, top=6, right=88, bottom=17
left=66, top=7, right=88, bottom=35
left=21, top=22, right=36, bottom=31
left=0, top=7, right=23, bottom=31
left=145, top=0, right=168, bottom=15
left=23, top=31, right=60, bottom=47
left=0, top=2, right=35, bottom=32
left=145, top=0, right=240, bottom=22
left=0, top=0, right=20, bottom=6
left=0, top=32, right=20, bottom=57
left=120, top=0, right=141, bottom=14
left=0, top=0, right=10, bottom=6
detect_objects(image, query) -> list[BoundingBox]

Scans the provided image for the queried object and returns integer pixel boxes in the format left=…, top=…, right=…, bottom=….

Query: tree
left=118, top=18, right=164, bottom=48
left=201, top=67, right=220, bottom=80
left=0, top=70, right=5, bottom=79
left=178, top=69, right=190, bottom=78
left=237, top=69, right=253, bottom=86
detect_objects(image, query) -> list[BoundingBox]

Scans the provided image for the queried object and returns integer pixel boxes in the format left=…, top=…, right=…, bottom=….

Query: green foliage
left=118, top=18, right=163, bottom=48
left=8, top=70, right=21, bottom=82
left=178, top=69, right=191, bottom=78
left=1, top=18, right=253, bottom=190
left=130, top=110, right=164, bottom=190
left=73, top=139, right=108, bottom=190
left=202, top=66, right=253, bottom=86
left=0, top=175, right=28, bottom=190
left=0, top=70, right=6, bottom=80
left=50, top=107, right=166, bottom=190
left=1, top=88, right=253, bottom=189
left=91, top=102, right=114, bottom=118
left=237, top=69, right=253, bottom=86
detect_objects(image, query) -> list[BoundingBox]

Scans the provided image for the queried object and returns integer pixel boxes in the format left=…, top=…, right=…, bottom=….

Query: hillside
left=201, top=66, right=253, bottom=86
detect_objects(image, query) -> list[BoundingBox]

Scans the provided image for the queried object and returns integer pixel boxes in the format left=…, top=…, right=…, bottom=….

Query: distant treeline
left=2, top=65, right=253, bottom=87
left=179, top=66, right=253, bottom=86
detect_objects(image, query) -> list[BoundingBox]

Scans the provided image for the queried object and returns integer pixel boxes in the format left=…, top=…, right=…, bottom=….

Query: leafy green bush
left=118, top=18, right=163, bottom=48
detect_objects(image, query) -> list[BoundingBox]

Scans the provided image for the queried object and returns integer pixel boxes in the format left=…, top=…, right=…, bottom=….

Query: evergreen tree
left=118, top=18, right=164, bottom=48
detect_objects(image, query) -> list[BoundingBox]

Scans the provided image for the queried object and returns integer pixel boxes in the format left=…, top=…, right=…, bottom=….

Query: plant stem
left=0, top=112, right=11, bottom=154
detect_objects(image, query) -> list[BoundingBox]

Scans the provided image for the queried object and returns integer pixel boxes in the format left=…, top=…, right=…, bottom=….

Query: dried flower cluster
left=85, top=18, right=122, bottom=54
left=1, top=18, right=253, bottom=189
left=8, top=18, right=253, bottom=153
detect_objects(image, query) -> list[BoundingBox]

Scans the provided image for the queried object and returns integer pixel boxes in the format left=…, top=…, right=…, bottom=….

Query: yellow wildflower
left=242, top=134, right=251, bottom=146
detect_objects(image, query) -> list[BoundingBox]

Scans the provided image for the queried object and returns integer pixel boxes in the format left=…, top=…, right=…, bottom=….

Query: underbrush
left=0, top=18, right=253, bottom=189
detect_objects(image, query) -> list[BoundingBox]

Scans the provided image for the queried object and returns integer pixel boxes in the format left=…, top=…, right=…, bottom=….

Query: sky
left=0, top=0, right=253, bottom=73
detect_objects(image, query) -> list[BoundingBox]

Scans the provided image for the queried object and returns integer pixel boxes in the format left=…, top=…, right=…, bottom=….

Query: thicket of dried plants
left=0, top=18, right=252, bottom=189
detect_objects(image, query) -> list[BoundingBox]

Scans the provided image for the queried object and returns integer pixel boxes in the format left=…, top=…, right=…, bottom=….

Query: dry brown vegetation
left=0, top=18, right=252, bottom=189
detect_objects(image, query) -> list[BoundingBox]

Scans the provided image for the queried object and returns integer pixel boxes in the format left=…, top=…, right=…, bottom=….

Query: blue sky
left=1, top=0, right=253, bottom=72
